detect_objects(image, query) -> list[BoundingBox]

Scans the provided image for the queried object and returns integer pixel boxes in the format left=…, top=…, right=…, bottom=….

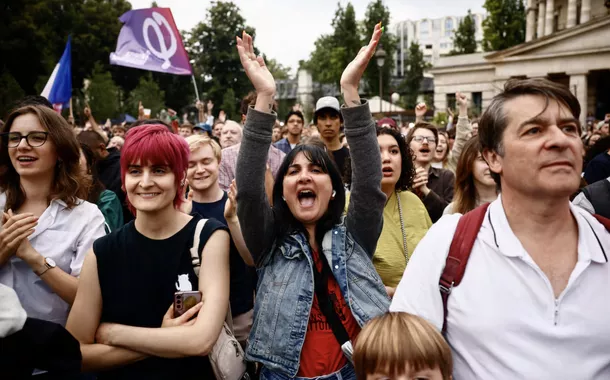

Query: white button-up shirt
left=391, top=195, right=610, bottom=380
left=0, top=193, right=106, bottom=325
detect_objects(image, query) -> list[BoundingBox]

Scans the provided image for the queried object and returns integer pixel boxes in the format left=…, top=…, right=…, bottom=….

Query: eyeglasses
left=2, top=132, right=49, bottom=148
left=412, top=135, right=436, bottom=144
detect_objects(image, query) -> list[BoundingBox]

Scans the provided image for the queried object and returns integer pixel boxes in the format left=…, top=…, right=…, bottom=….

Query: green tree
left=303, top=2, right=361, bottom=85
left=0, top=0, right=134, bottom=103
left=451, top=10, right=478, bottom=55
left=0, top=69, right=25, bottom=119
left=399, top=42, right=428, bottom=109
left=126, top=74, right=165, bottom=118
left=187, top=1, right=256, bottom=115
left=362, top=0, right=396, bottom=99
left=85, top=63, right=119, bottom=121
left=220, top=88, right=238, bottom=121
left=266, top=59, right=292, bottom=80
left=482, top=0, right=526, bottom=51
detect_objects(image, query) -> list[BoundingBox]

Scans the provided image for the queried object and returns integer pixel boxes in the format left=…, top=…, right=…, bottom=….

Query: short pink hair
left=121, top=125, right=189, bottom=215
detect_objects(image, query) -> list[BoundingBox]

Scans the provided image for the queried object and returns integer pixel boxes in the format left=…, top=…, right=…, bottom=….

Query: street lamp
left=375, top=46, right=386, bottom=114
left=391, top=92, right=400, bottom=112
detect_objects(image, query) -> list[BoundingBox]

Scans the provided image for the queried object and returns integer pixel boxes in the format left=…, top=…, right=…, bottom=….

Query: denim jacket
left=247, top=222, right=389, bottom=376
left=236, top=101, right=388, bottom=377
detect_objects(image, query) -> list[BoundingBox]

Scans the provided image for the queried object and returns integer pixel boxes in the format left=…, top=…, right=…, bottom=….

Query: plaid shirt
left=219, top=143, right=286, bottom=191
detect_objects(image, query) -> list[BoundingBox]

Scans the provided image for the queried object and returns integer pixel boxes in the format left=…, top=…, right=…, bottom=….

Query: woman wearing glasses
left=406, top=123, right=455, bottom=223
left=0, top=104, right=106, bottom=327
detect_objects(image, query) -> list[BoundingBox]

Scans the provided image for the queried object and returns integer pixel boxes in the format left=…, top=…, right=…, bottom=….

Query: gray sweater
left=236, top=101, right=385, bottom=261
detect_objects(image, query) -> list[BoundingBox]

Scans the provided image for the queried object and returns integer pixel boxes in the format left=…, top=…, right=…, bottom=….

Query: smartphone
left=144, top=108, right=152, bottom=117
left=174, top=291, right=202, bottom=317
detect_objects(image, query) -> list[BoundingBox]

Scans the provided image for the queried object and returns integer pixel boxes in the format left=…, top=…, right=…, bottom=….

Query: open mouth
left=138, top=193, right=161, bottom=199
left=17, top=156, right=37, bottom=162
left=297, top=189, right=316, bottom=208
left=419, top=148, right=431, bottom=154
left=382, top=167, right=393, bottom=177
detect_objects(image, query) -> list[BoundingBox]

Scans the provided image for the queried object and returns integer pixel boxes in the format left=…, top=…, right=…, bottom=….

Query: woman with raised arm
left=235, top=25, right=389, bottom=380
left=0, top=104, right=106, bottom=327
left=66, top=125, right=230, bottom=379
left=444, top=136, right=498, bottom=215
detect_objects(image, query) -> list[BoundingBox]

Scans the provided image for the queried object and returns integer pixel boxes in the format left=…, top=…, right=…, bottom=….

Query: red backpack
left=439, top=203, right=610, bottom=334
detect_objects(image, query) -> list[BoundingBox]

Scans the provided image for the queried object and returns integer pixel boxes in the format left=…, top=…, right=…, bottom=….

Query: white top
left=0, top=193, right=106, bottom=325
left=0, top=283, right=26, bottom=338
left=391, top=195, right=610, bottom=380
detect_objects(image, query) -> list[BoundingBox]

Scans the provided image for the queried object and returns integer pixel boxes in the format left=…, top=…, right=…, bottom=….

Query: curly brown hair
left=0, top=105, right=89, bottom=211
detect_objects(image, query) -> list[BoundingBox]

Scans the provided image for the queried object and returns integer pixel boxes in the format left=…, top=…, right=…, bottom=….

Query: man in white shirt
left=391, top=78, right=610, bottom=379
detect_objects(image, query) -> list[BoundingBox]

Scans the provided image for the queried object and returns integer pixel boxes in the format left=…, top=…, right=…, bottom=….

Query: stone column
left=537, top=0, right=546, bottom=39
left=526, top=0, right=537, bottom=41
left=581, top=0, right=591, bottom=23
left=569, top=73, right=588, bottom=127
left=566, top=0, right=578, bottom=28
left=544, top=0, right=555, bottom=36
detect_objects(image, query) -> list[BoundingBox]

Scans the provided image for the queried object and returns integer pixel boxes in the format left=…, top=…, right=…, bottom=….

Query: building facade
left=430, top=1, right=610, bottom=125
left=391, top=13, right=485, bottom=78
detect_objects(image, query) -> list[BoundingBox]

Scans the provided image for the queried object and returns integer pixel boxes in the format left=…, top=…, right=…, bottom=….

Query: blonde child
left=354, top=312, right=452, bottom=380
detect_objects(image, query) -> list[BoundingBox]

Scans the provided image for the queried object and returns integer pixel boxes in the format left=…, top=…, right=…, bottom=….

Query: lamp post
left=375, top=46, right=386, bottom=114
left=391, top=92, right=400, bottom=113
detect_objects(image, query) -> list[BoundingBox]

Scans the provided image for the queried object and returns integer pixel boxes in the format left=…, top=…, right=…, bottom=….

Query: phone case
left=174, top=291, right=202, bottom=317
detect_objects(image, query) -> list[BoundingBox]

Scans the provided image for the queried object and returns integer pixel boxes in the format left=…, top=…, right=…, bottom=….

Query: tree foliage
left=451, top=10, right=478, bottom=55
left=186, top=1, right=256, bottom=119
left=0, top=70, right=25, bottom=119
left=127, top=74, right=165, bottom=118
left=362, top=0, right=396, bottom=99
left=482, top=0, right=526, bottom=52
left=303, top=2, right=361, bottom=85
left=86, top=62, right=119, bottom=121
left=399, top=42, right=428, bottom=109
left=266, top=59, right=292, bottom=80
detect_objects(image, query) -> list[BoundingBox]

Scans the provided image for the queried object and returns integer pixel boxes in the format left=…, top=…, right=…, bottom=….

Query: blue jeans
left=260, top=364, right=355, bottom=380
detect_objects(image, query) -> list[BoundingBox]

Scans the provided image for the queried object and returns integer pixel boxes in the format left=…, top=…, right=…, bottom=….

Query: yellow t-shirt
left=346, top=191, right=432, bottom=287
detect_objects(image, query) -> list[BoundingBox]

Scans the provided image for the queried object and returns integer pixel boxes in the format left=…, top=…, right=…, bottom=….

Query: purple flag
left=110, top=8, right=192, bottom=75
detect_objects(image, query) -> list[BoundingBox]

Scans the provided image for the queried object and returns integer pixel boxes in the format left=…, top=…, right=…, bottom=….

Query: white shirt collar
left=487, top=195, right=608, bottom=264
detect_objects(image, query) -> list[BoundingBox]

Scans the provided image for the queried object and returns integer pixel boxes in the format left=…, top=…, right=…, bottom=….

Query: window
left=472, top=92, right=482, bottom=115
left=420, top=20, right=429, bottom=37
left=425, top=44, right=433, bottom=49
left=424, top=56, right=432, bottom=64
left=445, top=18, right=453, bottom=37
left=432, top=20, right=441, bottom=31
left=446, top=93, right=456, bottom=111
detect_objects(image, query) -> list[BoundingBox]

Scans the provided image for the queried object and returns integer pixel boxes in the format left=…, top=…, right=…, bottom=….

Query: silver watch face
left=45, top=257, right=57, bottom=268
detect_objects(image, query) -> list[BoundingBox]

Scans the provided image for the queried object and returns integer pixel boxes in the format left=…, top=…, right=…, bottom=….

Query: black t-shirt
left=192, top=193, right=255, bottom=317
left=331, top=146, right=351, bottom=181
left=94, top=215, right=226, bottom=379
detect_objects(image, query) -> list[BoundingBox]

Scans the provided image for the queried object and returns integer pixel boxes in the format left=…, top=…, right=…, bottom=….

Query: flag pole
left=191, top=75, right=200, bottom=102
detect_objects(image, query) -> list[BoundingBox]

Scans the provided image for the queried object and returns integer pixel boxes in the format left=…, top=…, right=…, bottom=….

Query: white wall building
left=391, top=13, right=485, bottom=77
left=430, top=1, right=610, bottom=125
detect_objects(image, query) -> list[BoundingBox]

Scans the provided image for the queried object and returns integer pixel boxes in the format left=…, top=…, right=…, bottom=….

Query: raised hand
left=456, top=92, right=468, bottom=116
left=340, top=22, right=383, bottom=106
left=224, top=180, right=238, bottom=222
left=179, top=180, right=193, bottom=215
left=195, top=100, right=204, bottom=111
left=219, top=110, right=227, bottom=122
left=236, top=31, right=276, bottom=98
left=415, top=103, right=427, bottom=117
left=84, top=106, right=92, bottom=119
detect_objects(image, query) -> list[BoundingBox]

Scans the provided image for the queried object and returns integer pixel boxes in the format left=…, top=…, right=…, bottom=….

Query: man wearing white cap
left=315, top=96, right=350, bottom=180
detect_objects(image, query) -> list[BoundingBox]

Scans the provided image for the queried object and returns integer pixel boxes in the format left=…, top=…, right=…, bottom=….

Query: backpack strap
left=593, top=214, right=610, bottom=232
left=439, top=203, right=490, bottom=335
left=189, top=218, right=235, bottom=332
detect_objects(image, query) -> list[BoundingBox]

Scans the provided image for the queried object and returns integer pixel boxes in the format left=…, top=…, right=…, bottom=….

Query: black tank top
left=94, top=215, right=226, bottom=379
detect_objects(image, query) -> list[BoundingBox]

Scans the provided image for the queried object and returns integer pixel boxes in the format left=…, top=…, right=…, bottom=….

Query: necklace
left=395, top=191, right=409, bottom=264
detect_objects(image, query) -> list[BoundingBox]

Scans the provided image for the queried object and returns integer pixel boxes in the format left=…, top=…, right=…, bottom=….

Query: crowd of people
left=1, top=22, right=610, bottom=380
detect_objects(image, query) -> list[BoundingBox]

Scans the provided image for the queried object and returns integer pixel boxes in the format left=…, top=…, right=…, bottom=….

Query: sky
left=129, top=0, right=486, bottom=74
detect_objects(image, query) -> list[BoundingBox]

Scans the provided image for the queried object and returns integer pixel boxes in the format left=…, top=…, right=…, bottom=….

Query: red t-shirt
left=297, top=250, right=361, bottom=377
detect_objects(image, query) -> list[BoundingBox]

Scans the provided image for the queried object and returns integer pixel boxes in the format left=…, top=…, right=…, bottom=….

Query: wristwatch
left=36, top=257, right=56, bottom=276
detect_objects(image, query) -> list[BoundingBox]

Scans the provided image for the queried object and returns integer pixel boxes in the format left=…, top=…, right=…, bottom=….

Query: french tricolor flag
left=41, top=36, right=72, bottom=113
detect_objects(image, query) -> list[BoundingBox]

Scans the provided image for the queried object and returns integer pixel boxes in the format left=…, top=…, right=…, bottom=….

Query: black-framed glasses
left=412, top=135, right=436, bottom=144
left=2, top=132, right=49, bottom=148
